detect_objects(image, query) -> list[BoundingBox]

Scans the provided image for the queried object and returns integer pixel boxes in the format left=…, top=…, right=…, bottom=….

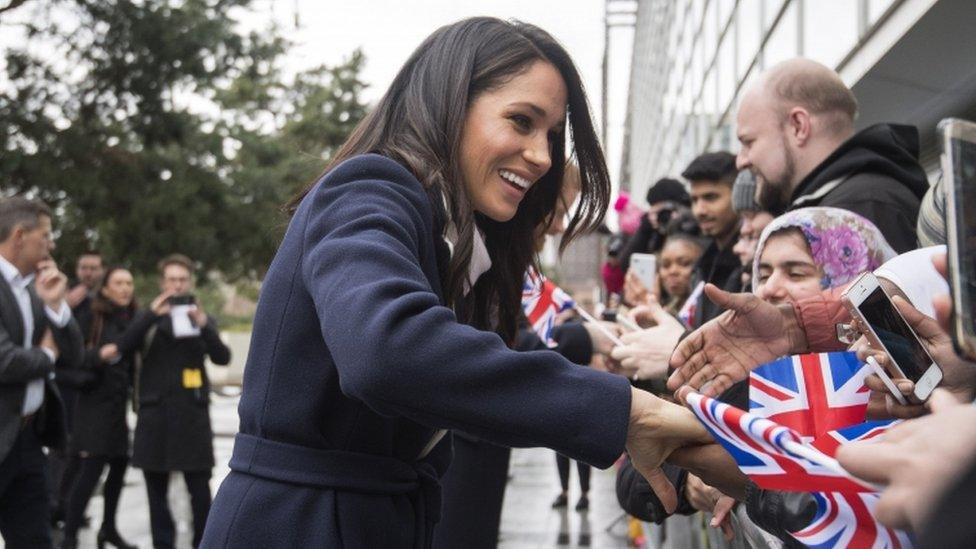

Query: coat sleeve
left=114, top=311, right=158, bottom=356
left=201, top=317, right=231, bottom=366
left=300, top=156, right=632, bottom=468
left=794, top=286, right=849, bottom=353
left=514, top=321, right=593, bottom=366
left=0, top=316, right=52, bottom=383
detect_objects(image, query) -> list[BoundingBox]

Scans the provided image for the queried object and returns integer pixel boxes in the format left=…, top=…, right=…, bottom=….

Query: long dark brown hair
left=88, top=266, right=138, bottom=348
left=288, top=17, right=610, bottom=343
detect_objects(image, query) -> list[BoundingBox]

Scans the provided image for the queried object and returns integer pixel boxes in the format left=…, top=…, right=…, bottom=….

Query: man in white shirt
left=0, top=197, right=83, bottom=549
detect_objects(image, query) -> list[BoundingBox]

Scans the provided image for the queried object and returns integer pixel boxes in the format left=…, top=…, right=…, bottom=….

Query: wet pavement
left=62, top=392, right=632, bottom=548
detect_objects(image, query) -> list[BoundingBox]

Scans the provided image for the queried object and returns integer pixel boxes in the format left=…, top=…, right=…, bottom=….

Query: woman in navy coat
left=201, top=17, right=711, bottom=549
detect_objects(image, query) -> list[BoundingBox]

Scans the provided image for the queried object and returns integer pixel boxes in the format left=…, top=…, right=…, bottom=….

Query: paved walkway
left=64, top=392, right=632, bottom=548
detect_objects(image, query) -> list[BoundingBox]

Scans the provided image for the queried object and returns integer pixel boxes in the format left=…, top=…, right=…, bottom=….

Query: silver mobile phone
left=843, top=272, right=943, bottom=402
left=629, top=253, right=657, bottom=292
left=939, top=118, right=976, bottom=360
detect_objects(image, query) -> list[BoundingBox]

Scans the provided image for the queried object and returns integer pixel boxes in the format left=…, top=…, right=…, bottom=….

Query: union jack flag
left=685, top=391, right=874, bottom=493
left=685, top=392, right=912, bottom=548
left=792, top=491, right=912, bottom=548
left=792, top=421, right=911, bottom=549
left=522, top=268, right=575, bottom=347
left=749, top=352, right=872, bottom=438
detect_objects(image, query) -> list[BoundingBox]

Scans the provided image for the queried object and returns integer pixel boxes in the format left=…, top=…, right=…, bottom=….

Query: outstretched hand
left=667, top=284, right=805, bottom=396
left=610, top=300, right=685, bottom=381
left=625, top=387, right=714, bottom=513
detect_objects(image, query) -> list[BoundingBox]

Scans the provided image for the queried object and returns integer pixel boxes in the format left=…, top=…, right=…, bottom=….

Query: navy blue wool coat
left=201, top=154, right=632, bottom=548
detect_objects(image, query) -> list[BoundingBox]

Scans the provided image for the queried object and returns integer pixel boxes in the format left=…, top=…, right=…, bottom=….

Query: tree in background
left=0, top=0, right=368, bottom=280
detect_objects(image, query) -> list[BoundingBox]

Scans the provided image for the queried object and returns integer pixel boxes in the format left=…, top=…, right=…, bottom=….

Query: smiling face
left=459, top=60, right=568, bottom=222
left=754, top=229, right=823, bottom=305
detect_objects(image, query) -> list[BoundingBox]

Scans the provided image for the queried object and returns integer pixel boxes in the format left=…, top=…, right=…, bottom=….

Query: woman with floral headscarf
left=616, top=208, right=900, bottom=547
left=752, top=207, right=896, bottom=305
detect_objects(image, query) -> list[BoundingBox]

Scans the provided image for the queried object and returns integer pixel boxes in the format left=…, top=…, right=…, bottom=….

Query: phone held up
left=842, top=272, right=943, bottom=403
left=168, top=294, right=196, bottom=306
left=629, top=253, right=657, bottom=293
left=939, top=118, right=976, bottom=361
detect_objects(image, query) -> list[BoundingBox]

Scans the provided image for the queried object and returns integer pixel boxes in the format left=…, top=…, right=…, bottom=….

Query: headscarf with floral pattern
left=751, top=207, right=897, bottom=292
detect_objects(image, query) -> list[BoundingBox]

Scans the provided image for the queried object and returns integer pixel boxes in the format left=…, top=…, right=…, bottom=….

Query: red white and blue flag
left=685, top=351, right=913, bottom=547
left=792, top=491, right=912, bottom=548
left=749, top=352, right=872, bottom=438
left=685, top=392, right=911, bottom=548
left=684, top=391, right=876, bottom=494
left=790, top=421, right=910, bottom=548
left=522, top=268, right=575, bottom=347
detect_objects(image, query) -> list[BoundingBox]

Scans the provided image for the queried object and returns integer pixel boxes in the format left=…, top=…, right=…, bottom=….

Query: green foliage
left=0, top=0, right=369, bottom=281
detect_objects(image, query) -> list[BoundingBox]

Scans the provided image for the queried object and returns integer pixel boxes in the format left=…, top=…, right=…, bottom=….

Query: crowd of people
left=0, top=201, right=230, bottom=549
left=1, top=14, right=974, bottom=549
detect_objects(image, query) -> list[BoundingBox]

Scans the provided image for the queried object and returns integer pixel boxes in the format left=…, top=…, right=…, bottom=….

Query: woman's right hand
left=625, top=387, right=714, bottom=513
left=99, top=343, right=120, bottom=363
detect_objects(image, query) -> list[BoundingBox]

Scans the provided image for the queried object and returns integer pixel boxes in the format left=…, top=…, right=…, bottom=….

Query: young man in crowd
left=65, top=251, right=104, bottom=311
left=735, top=57, right=927, bottom=252
left=683, top=151, right=742, bottom=327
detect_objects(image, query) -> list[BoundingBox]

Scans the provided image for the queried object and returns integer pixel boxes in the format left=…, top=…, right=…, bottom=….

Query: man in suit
left=0, top=197, right=84, bottom=548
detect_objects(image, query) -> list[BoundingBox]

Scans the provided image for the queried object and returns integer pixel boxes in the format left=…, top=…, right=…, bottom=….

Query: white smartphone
left=630, top=253, right=657, bottom=292
left=843, top=272, right=943, bottom=402
left=939, top=118, right=976, bottom=360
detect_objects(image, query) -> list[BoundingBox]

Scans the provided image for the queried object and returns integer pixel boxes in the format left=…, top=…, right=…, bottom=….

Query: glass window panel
left=737, top=0, right=762, bottom=80
left=868, top=0, right=896, bottom=26
left=764, top=0, right=786, bottom=32
left=717, top=31, right=736, bottom=114
left=763, top=0, right=798, bottom=67
left=703, top=69, right=718, bottom=116
left=717, top=0, right=736, bottom=30
left=691, top=40, right=704, bottom=100
left=803, top=0, right=858, bottom=68
left=693, top=0, right=705, bottom=32
left=703, top=0, right=717, bottom=66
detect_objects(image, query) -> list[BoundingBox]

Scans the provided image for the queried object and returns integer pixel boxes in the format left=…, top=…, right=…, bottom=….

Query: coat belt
left=229, top=433, right=441, bottom=548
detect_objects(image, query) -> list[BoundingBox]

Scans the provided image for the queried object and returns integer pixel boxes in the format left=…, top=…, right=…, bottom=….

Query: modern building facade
left=620, top=0, right=976, bottom=199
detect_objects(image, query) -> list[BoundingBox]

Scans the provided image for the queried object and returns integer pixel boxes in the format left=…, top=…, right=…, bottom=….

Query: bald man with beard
left=735, top=58, right=927, bottom=253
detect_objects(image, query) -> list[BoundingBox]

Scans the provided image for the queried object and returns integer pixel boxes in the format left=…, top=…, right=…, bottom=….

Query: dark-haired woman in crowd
left=201, top=17, right=711, bottom=548
left=61, top=267, right=137, bottom=549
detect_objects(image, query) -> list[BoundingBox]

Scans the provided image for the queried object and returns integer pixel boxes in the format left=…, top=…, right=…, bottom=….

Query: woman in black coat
left=61, top=267, right=137, bottom=549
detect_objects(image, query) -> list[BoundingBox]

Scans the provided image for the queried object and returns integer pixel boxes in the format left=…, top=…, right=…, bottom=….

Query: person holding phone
left=199, top=18, right=713, bottom=549
left=114, top=254, right=230, bottom=549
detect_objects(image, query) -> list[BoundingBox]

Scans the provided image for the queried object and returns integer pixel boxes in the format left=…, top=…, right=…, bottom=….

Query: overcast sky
left=0, top=0, right=634, bottom=193
left=243, top=0, right=634, bottom=186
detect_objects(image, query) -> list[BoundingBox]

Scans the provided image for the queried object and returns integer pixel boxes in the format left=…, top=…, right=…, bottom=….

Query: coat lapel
left=0, top=276, right=25, bottom=345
